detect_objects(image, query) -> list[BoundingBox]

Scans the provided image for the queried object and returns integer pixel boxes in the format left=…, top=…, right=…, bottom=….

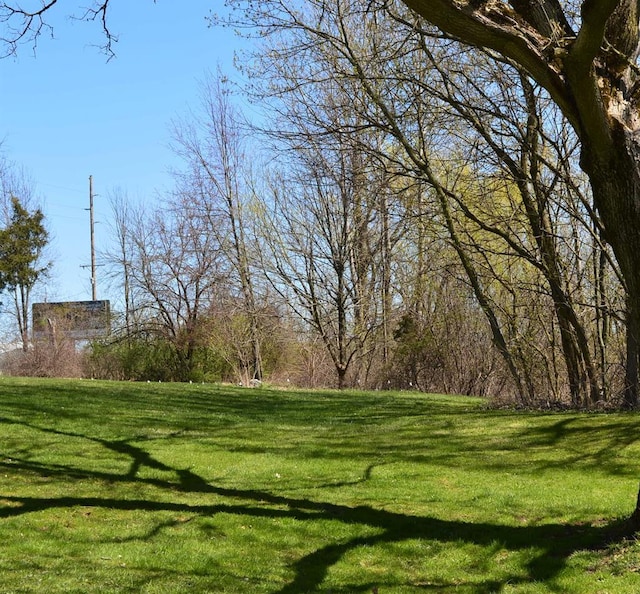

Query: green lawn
left=1, top=377, right=640, bottom=593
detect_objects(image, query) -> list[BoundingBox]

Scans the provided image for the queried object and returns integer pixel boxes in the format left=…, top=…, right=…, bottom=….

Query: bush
left=86, top=336, right=235, bottom=383
left=1, top=338, right=84, bottom=378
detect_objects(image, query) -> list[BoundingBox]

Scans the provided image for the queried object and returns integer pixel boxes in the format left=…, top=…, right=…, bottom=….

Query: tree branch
left=0, top=0, right=58, bottom=56
left=399, top=0, right=574, bottom=126
left=508, top=0, right=574, bottom=40
left=570, top=0, right=620, bottom=68
left=0, top=0, right=117, bottom=57
left=559, top=0, right=621, bottom=156
left=75, top=1, right=117, bottom=59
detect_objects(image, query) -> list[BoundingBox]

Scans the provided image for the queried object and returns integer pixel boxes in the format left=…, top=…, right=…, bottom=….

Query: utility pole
left=89, top=175, right=97, bottom=301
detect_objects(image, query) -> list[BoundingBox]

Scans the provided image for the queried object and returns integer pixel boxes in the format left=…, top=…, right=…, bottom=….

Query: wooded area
left=1, top=1, right=640, bottom=410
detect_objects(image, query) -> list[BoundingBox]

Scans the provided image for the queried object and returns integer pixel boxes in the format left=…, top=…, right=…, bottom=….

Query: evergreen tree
left=0, top=196, right=49, bottom=351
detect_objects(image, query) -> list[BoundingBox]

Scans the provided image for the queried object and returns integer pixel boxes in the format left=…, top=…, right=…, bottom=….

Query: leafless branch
left=0, top=0, right=119, bottom=58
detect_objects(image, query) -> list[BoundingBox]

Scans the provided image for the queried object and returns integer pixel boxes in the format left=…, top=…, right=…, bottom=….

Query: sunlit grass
left=0, top=377, right=640, bottom=592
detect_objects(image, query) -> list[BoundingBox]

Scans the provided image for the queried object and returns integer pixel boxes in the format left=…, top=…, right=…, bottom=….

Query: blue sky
left=0, top=1, right=246, bottom=304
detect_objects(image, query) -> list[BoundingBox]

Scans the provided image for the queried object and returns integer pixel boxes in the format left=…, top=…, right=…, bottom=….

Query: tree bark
left=630, top=481, right=640, bottom=530
left=583, top=134, right=640, bottom=408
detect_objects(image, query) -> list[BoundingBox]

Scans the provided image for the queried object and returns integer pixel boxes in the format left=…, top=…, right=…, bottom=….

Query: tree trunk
left=581, top=126, right=640, bottom=408
left=630, top=482, right=640, bottom=530
left=398, top=0, right=640, bottom=407
left=625, top=304, right=639, bottom=409
left=594, top=242, right=611, bottom=400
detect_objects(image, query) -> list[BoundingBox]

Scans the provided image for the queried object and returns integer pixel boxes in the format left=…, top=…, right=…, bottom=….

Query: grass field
left=1, top=377, right=640, bottom=593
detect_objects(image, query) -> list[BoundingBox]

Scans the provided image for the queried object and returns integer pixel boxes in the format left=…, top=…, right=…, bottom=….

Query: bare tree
left=103, top=187, right=139, bottom=339
left=171, top=73, right=265, bottom=382
left=122, top=192, right=229, bottom=380
left=260, top=139, right=383, bottom=389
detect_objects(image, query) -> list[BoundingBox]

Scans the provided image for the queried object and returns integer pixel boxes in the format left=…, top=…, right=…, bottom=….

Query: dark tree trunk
left=630, top=482, right=640, bottom=530
left=625, top=306, right=639, bottom=409
left=581, top=126, right=640, bottom=408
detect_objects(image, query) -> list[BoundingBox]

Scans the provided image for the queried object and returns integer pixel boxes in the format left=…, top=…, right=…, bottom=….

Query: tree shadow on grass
left=0, top=417, right=635, bottom=593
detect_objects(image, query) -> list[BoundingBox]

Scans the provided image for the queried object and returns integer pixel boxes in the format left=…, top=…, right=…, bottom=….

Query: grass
left=0, top=377, right=640, bottom=593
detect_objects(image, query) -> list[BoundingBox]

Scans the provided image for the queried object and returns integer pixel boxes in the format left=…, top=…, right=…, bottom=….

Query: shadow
left=0, top=488, right=628, bottom=592
left=0, top=401, right=638, bottom=592
left=0, top=415, right=634, bottom=593
left=510, top=415, right=640, bottom=478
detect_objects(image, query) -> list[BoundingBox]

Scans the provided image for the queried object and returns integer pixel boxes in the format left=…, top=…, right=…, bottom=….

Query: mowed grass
left=1, top=378, right=640, bottom=593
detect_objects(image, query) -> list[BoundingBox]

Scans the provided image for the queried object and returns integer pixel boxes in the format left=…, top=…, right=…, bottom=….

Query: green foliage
left=390, top=313, right=434, bottom=389
left=0, top=196, right=49, bottom=293
left=1, top=377, right=640, bottom=592
left=389, top=302, right=500, bottom=397
left=87, top=336, right=234, bottom=383
left=85, top=307, right=289, bottom=384
left=201, top=309, right=289, bottom=382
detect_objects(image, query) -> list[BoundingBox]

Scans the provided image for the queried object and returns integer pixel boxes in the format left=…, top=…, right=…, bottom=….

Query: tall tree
left=171, top=74, right=264, bottom=382
left=0, top=196, right=49, bottom=351
left=248, top=51, right=401, bottom=387
left=227, top=0, right=620, bottom=404
left=260, top=144, right=376, bottom=389
left=390, top=0, right=640, bottom=407
left=124, top=193, right=229, bottom=380
left=104, top=188, right=138, bottom=340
